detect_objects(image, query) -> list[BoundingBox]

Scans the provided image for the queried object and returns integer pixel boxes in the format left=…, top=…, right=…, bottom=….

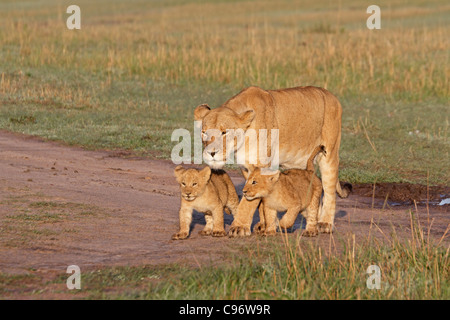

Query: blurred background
left=0, top=0, right=448, bottom=185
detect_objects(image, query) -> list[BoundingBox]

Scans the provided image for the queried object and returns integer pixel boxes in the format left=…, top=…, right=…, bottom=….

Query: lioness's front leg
left=253, top=201, right=265, bottom=234
left=228, top=197, right=260, bottom=237
left=211, top=205, right=227, bottom=237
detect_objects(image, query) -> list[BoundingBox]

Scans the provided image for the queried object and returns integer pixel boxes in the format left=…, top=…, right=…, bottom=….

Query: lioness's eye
left=193, top=183, right=197, bottom=186
left=252, top=180, right=257, bottom=185
left=222, top=130, right=227, bottom=135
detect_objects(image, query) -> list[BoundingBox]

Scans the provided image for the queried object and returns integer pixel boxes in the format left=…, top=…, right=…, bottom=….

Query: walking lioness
left=194, top=86, right=350, bottom=237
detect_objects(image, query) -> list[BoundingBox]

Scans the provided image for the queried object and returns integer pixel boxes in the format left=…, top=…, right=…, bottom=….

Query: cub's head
left=194, top=104, right=255, bottom=170
left=174, top=165, right=211, bottom=201
left=242, top=167, right=280, bottom=201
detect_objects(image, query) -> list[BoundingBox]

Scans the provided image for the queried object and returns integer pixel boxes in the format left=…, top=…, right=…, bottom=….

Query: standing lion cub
left=242, top=145, right=326, bottom=237
left=172, top=166, right=239, bottom=240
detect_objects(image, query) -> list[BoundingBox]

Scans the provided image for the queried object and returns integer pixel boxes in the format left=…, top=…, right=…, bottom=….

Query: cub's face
left=174, top=166, right=211, bottom=201
left=242, top=168, right=280, bottom=201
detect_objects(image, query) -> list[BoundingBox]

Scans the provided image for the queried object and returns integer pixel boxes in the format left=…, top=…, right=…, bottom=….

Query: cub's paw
left=172, top=232, right=189, bottom=240
left=262, top=229, right=277, bottom=237
left=253, top=222, right=265, bottom=234
left=228, top=225, right=251, bottom=238
left=302, top=228, right=319, bottom=237
left=318, top=222, right=333, bottom=234
left=198, top=229, right=212, bottom=236
left=212, top=230, right=227, bottom=237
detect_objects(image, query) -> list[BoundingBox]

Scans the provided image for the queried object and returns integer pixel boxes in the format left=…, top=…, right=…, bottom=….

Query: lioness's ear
left=194, top=104, right=211, bottom=121
left=174, top=165, right=185, bottom=182
left=239, top=110, right=255, bottom=128
left=200, top=166, right=212, bottom=182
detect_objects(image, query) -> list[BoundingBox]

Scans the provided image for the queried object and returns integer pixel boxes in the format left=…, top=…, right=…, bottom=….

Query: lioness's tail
left=306, top=145, right=326, bottom=173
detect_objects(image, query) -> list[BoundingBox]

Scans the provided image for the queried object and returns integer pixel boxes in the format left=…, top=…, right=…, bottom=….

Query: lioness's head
left=194, top=104, right=255, bottom=169
left=174, top=165, right=211, bottom=201
left=242, top=167, right=280, bottom=201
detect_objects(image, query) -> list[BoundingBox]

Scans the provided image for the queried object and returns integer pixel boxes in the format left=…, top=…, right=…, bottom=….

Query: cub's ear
left=200, top=166, right=212, bottom=183
left=194, top=104, right=211, bottom=121
left=241, top=165, right=255, bottom=180
left=174, top=165, right=185, bottom=182
left=269, top=170, right=280, bottom=182
left=261, top=168, right=280, bottom=182
left=239, top=110, right=255, bottom=128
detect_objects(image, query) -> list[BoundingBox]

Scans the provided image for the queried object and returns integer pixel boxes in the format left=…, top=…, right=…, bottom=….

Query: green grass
left=2, top=215, right=448, bottom=300
left=0, top=0, right=449, bottom=185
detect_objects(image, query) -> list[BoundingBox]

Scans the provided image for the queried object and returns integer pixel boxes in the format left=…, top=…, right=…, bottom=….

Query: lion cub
left=172, top=165, right=239, bottom=240
left=242, top=145, right=325, bottom=237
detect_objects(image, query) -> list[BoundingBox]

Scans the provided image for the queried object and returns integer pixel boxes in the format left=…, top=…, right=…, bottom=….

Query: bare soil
left=0, top=130, right=448, bottom=296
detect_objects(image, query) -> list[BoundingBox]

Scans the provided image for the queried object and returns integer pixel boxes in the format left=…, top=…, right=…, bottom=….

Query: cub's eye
left=181, top=182, right=186, bottom=186
left=252, top=180, right=257, bottom=185
left=192, top=183, right=197, bottom=187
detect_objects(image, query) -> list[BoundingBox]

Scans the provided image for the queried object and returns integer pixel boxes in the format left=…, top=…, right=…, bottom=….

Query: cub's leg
left=262, top=206, right=278, bottom=236
left=302, top=184, right=321, bottom=237
left=211, top=205, right=227, bottom=237
left=199, top=213, right=213, bottom=236
left=172, top=207, right=192, bottom=240
left=279, top=205, right=302, bottom=232
left=228, top=197, right=260, bottom=237
left=253, top=201, right=266, bottom=234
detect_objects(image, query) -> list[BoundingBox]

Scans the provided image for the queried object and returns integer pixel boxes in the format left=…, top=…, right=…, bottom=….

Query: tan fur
left=172, top=166, right=239, bottom=240
left=194, top=86, right=351, bottom=236
left=242, top=146, right=325, bottom=237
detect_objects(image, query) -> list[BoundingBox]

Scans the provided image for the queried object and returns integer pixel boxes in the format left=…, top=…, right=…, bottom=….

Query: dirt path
left=0, top=130, right=448, bottom=276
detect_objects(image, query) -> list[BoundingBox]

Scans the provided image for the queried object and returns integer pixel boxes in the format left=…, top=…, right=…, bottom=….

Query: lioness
left=242, top=145, right=325, bottom=237
left=194, top=86, right=351, bottom=237
left=172, top=165, right=239, bottom=240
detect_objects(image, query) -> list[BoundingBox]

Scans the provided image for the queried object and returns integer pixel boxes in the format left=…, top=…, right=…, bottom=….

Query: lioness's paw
left=172, top=232, right=189, bottom=240
left=212, top=230, right=227, bottom=237
left=318, top=222, right=333, bottom=234
left=228, top=225, right=251, bottom=238
left=302, top=228, right=319, bottom=237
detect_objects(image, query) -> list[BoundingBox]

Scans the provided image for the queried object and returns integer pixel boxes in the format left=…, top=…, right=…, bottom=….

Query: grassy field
left=0, top=0, right=448, bottom=185
left=1, top=216, right=448, bottom=300
left=0, top=0, right=449, bottom=301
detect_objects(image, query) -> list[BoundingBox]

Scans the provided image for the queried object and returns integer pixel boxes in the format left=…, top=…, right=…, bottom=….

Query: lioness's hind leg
left=317, top=152, right=339, bottom=233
